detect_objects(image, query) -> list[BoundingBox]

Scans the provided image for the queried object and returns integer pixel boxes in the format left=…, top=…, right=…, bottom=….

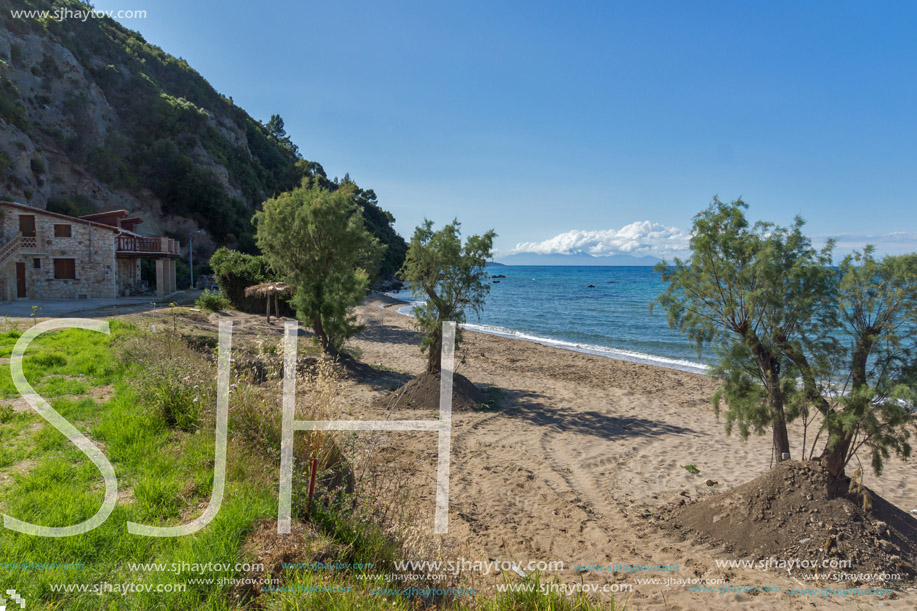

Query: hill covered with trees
left=0, top=0, right=405, bottom=275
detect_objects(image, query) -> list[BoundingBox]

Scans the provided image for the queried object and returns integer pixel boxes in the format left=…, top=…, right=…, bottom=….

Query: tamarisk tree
left=654, top=198, right=833, bottom=463
left=779, top=248, right=917, bottom=478
left=656, top=198, right=917, bottom=479
left=399, top=219, right=495, bottom=374
left=254, top=184, right=382, bottom=356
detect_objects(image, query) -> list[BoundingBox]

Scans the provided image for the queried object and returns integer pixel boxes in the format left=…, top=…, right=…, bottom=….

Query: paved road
left=0, top=290, right=202, bottom=318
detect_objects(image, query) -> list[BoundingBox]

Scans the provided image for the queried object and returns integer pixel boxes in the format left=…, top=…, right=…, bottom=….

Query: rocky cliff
left=0, top=0, right=406, bottom=275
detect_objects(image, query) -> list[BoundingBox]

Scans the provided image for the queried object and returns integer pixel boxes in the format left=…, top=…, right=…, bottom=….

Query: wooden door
left=15, top=262, right=26, bottom=298
left=19, top=215, right=36, bottom=237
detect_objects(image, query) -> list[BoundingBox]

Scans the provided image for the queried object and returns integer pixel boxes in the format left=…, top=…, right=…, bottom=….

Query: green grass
left=0, top=320, right=624, bottom=611
left=0, top=408, right=41, bottom=468
left=481, top=573, right=625, bottom=611
left=0, top=322, right=276, bottom=610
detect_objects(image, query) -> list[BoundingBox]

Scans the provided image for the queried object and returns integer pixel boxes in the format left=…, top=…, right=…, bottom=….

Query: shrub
left=231, top=357, right=348, bottom=507
left=195, top=289, right=229, bottom=312
left=209, top=247, right=295, bottom=315
left=0, top=75, right=26, bottom=128
left=175, top=261, right=191, bottom=289
left=209, top=246, right=267, bottom=311
left=148, top=373, right=201, bottom=431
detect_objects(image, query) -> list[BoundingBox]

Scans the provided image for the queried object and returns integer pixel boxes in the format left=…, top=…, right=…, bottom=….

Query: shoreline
left=381, top=291, right=710, bottom=375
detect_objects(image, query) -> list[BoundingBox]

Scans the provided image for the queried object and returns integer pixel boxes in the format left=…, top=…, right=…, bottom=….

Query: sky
left=94, top=0, right=917, bottom=259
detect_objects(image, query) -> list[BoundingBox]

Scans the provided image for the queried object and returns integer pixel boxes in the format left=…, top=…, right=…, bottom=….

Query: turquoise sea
left=388, top=266, right=711, bottom=374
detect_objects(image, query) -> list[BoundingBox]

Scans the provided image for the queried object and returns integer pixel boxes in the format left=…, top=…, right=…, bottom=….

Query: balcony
left=116, top=235, right=180, bottom=257
left=17, top=232, right=42, bottom=253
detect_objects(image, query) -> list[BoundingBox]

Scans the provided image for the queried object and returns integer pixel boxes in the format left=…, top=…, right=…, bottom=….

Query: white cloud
left=814, top=232, right=917, bottom=256
left=510, top=221, right=691, bottom=258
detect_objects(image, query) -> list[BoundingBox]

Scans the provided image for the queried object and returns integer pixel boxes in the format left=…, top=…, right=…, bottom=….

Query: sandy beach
left=340, top=294, right=917, bottom=610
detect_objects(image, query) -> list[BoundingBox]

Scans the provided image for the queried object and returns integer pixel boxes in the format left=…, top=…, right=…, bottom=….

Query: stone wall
left=0, top=204, right=118, bottom=300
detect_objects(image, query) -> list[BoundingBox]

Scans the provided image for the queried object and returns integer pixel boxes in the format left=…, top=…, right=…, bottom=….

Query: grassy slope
left=0, top=316, right=620, bottom=610
left=0, top=323, right=277, bottom=609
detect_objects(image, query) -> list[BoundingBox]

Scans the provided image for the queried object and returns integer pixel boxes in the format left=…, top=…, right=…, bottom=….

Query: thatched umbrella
left=244, top=282, right=292, bottom=324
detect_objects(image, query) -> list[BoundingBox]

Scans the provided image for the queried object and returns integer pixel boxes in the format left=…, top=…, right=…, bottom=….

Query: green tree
left=778, top=248, right=917, bottom=478
left=266, top=113, right=299, bottom=157
left=209, top=246, right=269, bottom=311
left=338, top=174, right=408, bottom=279
left=254, top=184, right=382, bottom=356
left=399, top=219, right=495, bottom=373
left=654, top=198, right=832, bottom=463
left=657, top=198, right=917, bottom=480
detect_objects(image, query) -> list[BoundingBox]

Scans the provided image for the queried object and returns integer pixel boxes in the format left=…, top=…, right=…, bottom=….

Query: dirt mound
left=382, top=371, right=488, bottom=412
left=660, top=460, right=917, bottom=581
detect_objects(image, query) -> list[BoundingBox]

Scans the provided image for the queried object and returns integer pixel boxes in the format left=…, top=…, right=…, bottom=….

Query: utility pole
left=189, top=229, right=203, bottom=289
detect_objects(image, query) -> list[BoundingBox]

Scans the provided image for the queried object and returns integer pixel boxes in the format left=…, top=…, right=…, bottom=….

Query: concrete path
left=0, top=290, right=202, bottom=318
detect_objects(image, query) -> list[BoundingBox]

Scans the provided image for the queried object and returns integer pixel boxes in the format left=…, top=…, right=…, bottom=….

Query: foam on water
left=386, top=294, right=708, bottom=375
left=461, top=321, right=709, bottom=374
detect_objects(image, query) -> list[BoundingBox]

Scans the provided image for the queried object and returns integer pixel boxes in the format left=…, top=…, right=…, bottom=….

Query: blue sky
left=95, top=0, right=917, bottom=258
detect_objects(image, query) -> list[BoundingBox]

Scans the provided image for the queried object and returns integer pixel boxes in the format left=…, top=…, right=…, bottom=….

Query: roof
left=244, top=282, right=293, bottom=298
left=79, top=209, right=130, bottom=220
left=0, top=201, right=122, bottom=232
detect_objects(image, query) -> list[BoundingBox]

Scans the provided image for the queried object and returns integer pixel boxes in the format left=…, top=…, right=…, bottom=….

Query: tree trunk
left=312, top=316, right=338, bottom=358
left=772, top=412, right=791, bottom=461
left=266, top=296, right=271, bottom=324
left=748, top=329, right=791, bottom=462
left=426, top=329, right=442, bottom=374
left=820, top=333, right=874, bottom=479
left=821, top=437, right=852, bottom=479
left=422, top=288, right=449, bottom=375
left=769, top=374, right=791, bottom=461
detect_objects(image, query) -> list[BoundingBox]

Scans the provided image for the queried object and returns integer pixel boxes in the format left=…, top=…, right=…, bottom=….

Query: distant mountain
left=495, top=252, right=661, bottom=266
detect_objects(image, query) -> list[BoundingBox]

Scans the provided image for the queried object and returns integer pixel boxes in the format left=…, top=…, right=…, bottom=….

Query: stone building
left=0, top=201, right=180, bottom=301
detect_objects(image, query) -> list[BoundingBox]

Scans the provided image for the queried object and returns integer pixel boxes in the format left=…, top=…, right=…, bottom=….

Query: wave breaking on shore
left=385, top=293, right=709, bottom=375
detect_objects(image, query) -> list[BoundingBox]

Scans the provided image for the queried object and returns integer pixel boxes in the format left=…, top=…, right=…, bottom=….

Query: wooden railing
left=117, top=235, right=180, bottom=256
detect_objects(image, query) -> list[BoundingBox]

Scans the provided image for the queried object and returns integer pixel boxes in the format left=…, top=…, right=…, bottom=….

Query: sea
left=386, top=266, right=711, bottom=374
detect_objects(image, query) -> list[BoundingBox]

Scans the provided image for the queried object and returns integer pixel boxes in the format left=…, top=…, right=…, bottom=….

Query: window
left=33, top=258, right=41, bottom=269
left=53, top=258, right=76, bottom=280
left=18, top=215, right=36, bottom=237
left=54, top=224, right=72, bottom=238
